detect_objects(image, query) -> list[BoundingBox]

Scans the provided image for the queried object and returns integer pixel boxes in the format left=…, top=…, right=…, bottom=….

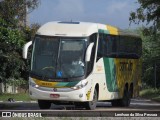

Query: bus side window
left=106, top=35, right=118, bottom=58
left=118, top=36, right=142, bottom=59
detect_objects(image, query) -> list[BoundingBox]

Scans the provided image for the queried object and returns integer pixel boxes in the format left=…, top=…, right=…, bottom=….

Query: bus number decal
left=119, top=61, right=133, bottom=71
left=41, top=82, right=52, bottom=87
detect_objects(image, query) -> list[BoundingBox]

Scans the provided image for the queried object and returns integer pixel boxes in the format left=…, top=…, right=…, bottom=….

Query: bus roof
left=37, top=21, right=99, bottom=37
left=36, top=21, right=139, bottom=37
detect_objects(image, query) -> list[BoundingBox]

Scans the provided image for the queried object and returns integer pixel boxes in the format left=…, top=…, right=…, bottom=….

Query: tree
left=0, top=0, right=40, bottom=93
left=130, top=0, right=160, bottom=88
left=130, top=0, right=160, bottom=43
left=0, top=0, right=39, bottom=27
left=136, top=28, right=160, bottom=88
left=129, top=0, right=160, bottom=44
left=0, top=18, right=26, bottom=91
left=130, top=0, right=160, bottom=31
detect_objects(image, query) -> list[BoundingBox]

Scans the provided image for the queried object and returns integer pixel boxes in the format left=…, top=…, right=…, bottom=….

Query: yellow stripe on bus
left=106, top=25, right=118, bottom=35
left=33, top=78, right=58, bottom=88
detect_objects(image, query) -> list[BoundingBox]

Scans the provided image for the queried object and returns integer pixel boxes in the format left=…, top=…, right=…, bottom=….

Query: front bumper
left=29, top=85, right=88, bottom=102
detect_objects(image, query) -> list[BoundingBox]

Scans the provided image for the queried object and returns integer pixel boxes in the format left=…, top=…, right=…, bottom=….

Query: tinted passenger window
left=97, top=34, right=142, bottom=59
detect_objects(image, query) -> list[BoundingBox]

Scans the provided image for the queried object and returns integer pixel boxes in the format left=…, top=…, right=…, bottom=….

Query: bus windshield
left=31, top=36, right=87, bottom=79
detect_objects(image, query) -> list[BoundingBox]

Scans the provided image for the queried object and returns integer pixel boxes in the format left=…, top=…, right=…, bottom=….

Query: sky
left=29, top=0, right=140, bottom=29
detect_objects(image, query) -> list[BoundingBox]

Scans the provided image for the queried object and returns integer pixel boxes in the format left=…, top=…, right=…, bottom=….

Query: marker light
left=29, top=81, right=39, bottom=88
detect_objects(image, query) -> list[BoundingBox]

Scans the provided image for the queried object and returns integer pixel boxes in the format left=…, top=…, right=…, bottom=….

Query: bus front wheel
left=85, top=89, right=98, bottom=110
left=38, top=100, right=51, bottom=109
left=111, top=100, right=120, bottom=107
left=111, top=88, right=130, bottom=107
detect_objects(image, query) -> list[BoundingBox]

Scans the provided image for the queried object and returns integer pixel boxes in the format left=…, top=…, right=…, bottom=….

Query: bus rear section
left=96, top=30, right=142, bottom=107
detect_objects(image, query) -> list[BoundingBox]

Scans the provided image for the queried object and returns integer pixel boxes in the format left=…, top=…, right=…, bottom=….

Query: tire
left=85, top=89, right=98, bottom=110
left=129, top=87, right=133, bottom=98
left=111, top=88, right=131, bottom=107
left=111, top=100, right=120, bottom=107
left=120, top=88, right=131, bottom=107
left=38, top=100, right=51, bottom=109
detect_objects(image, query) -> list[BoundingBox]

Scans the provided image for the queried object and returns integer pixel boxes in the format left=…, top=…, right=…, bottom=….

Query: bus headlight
left=29, top=80, right=39, bottom=88
left=71, top=81, right=88, bottom=90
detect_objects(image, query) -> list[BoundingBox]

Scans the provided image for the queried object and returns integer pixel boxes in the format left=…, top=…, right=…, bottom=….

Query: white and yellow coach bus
left=23, top=21, right=142, bottom=110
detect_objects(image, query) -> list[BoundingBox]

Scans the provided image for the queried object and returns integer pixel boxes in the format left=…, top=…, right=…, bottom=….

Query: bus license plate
left=50, top=94, right=60, bottom=98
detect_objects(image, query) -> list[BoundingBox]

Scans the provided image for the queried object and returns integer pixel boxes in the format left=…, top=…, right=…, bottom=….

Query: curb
left=151, top=99, right=160, bottom=103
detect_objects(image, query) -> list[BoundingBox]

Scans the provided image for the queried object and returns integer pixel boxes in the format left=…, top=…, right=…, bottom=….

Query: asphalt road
left=0, top=98, right=160, bottom=117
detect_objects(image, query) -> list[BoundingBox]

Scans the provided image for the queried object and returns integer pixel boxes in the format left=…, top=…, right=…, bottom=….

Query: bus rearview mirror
left=23, top=41, right=32, bottom=59
left=85, top=42, right=94, bottom=62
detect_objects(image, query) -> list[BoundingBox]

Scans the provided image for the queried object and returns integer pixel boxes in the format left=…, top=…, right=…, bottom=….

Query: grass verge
left=140, top=88, right=160, bottom=102
left=0, top=93, right=32, bottom=101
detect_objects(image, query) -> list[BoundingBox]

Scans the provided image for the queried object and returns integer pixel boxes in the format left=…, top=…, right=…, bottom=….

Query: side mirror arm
left=85, top=42, right=94, bottom=62
left=23, top=41, right=32, bottom=59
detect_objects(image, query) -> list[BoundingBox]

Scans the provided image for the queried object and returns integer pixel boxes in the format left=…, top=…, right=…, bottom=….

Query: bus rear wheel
left=111, top=100, right=120, bottom=107
left=85, top=89, right=98, bottom=110
left=111, top=88, right=130, bottom=107
left=38, top=100, right=51, bottom=109
left=120, top=88, right=130, bottom=107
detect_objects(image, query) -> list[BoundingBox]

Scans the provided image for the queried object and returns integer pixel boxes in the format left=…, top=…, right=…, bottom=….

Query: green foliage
left=0, top=18, right=27, bottom=89
left=0, top=0, right=39, bottom=27
left=130, top=0, right=160, bottom=30
left=0, top=0, right=40, bottom=92
left=130, top=1, right=160, bottom=88
left=135, top=27, right=160, bottom=88
left=7, top=78, right=27, bottom=87
left=140, top=88, right=160, bottom=101
left=129, top=0, right=160, bottom=49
